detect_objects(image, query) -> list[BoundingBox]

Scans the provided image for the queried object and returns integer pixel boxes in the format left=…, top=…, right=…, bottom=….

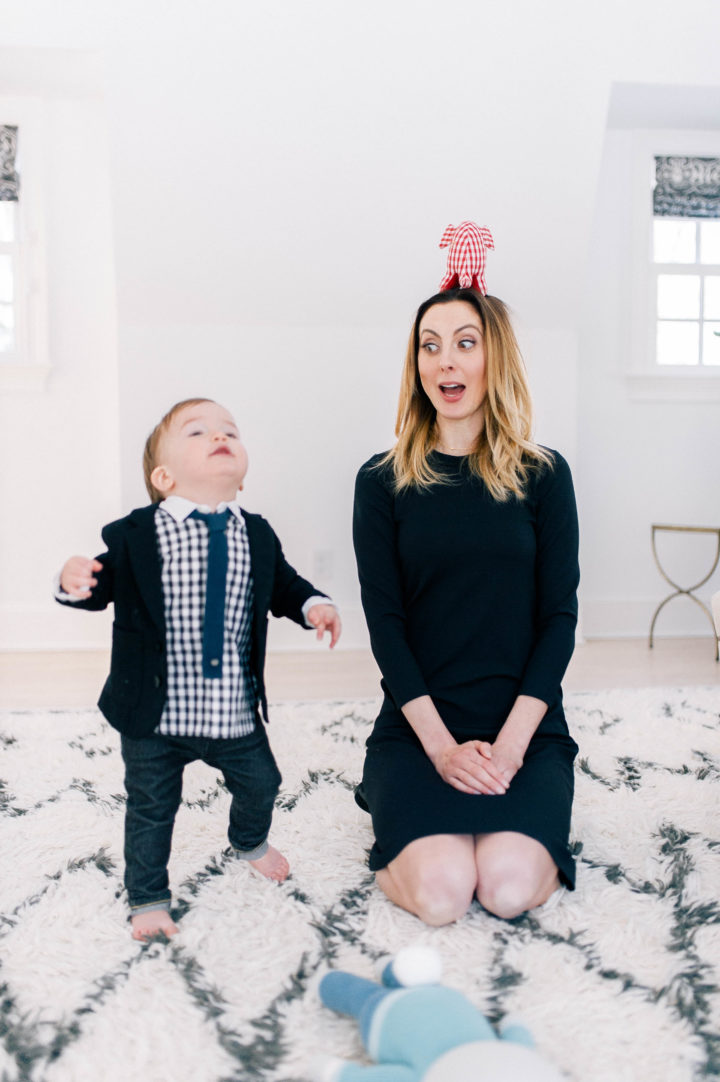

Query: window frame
left=628, top=130, right=720, bottom=402
left=0, top=97, right=49, bottom=392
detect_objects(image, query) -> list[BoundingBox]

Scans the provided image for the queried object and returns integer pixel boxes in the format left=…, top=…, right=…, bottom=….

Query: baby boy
left=57, top=398, right=340, bottom=940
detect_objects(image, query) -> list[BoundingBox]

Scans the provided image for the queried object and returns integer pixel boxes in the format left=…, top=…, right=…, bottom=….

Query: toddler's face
left=153, top=401, right=249, bottom=501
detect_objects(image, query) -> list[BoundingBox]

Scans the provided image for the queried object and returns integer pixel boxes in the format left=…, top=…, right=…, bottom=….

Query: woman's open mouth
left=439, top=383, right=465, bottom=402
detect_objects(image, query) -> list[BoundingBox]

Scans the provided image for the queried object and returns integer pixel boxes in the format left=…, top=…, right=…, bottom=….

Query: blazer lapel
left=126, top=507, right=165, bottom=635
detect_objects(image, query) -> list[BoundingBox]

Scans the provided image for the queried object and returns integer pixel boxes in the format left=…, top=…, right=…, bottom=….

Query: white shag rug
left=1, top=687, right=719, bottom=1082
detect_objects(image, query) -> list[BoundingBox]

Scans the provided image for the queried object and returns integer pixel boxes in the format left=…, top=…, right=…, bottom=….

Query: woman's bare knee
left=410, top=865, right=476, bottom=925
left=477, top=873, right=547, bottom=919
left=475, top=833, right=559, bottom=920
left=377, top=835, right=477, bottom=926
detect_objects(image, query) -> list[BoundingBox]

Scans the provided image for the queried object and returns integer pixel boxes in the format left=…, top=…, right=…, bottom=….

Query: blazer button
left=153, top=675, right=162, bottom=688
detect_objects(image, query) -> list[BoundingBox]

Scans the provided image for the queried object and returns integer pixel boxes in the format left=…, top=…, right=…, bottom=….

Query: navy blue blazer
left=56, top=504, right=326, bottom=738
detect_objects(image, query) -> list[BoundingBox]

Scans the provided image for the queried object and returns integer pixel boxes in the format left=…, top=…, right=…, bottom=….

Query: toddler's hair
left=143, top=398, right=214, bottom=502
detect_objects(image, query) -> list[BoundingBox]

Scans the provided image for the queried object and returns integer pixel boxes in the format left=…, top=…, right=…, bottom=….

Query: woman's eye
left=421, top=341, right=438, bottom=354
left=226, top=431, right=238, bottom=439
left=458, top=338, right=475, bottom=350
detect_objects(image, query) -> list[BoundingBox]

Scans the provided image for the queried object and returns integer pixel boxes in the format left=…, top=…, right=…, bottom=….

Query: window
left=652, top=157, right=720, bottom=369
left=0, top=125, right=19, bottom=358
left=0, top=101, right=49, bottom=391
left=627, top=134, right=720, bottom=401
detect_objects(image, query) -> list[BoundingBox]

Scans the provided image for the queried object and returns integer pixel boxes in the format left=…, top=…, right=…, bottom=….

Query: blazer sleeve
left=353, top=459, right=429, bottom=709
left=518, top=452, right=580, bottom=705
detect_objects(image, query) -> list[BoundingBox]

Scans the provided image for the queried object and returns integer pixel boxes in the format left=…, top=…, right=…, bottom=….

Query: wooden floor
left=0, top=637, right=718, bottom=710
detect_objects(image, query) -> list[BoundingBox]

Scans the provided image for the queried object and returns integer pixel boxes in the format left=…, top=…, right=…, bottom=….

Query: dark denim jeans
left=120, top=724, right=281, bottom=912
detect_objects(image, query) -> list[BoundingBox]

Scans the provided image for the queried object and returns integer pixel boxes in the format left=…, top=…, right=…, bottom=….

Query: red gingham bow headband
left=438, top=221, right=495, bottom=295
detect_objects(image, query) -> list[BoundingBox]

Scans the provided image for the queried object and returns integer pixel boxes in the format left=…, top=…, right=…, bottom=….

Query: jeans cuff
left=232, top=839, right=268, bottom=861
left=129, top=898, right=172, bottom=915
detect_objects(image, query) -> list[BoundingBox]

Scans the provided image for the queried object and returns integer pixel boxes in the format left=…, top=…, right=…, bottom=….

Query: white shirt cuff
left=301, top=596, right=337, bottom=627
left=54, top=572, right=83, bottom=603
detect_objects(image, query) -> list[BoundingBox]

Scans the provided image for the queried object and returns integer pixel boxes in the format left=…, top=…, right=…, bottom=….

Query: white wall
left=578, top=126, right=720, bottom=639
left=0, top=59, right=120, bottom=649
left=1, top=1, right=720, bottom=653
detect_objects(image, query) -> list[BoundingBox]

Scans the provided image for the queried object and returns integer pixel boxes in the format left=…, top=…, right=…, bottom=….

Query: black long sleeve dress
left=352, top=449, right=580, bottom=886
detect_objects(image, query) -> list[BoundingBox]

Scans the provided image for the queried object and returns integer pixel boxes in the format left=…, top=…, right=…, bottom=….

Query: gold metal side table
left=649, top=524, right=720, bottom=661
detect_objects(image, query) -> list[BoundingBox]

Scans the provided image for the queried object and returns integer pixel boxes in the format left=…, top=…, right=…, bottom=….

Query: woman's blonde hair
left=384, top=288, right=551, bottom=500
left=142, top=397, right=214, bottom=502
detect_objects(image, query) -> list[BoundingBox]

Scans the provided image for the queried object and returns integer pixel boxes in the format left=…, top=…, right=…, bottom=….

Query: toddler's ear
left=150, top=464, right=175, bottom=496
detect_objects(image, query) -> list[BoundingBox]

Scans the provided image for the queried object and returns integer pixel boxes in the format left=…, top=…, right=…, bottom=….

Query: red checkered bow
left=438, top=221, right=495, bottom=295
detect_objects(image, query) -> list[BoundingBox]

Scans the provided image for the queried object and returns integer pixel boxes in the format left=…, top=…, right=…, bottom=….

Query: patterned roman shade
left=654, top=156, right=720, bottom=219
left=0, top=126, right=19, bottom=201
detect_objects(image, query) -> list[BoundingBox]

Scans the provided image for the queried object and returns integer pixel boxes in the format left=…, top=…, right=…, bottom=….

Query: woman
left=353, top=285, right=579, bottom=925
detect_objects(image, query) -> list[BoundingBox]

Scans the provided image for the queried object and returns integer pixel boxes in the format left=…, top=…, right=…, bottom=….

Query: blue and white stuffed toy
left=313, top=946, right=565, bottom=1082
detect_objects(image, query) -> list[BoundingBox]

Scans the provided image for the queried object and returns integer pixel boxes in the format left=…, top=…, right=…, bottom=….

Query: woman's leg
left=474, top=832, right=560, bottom=919
left=375, top=834, right=477, bottom=926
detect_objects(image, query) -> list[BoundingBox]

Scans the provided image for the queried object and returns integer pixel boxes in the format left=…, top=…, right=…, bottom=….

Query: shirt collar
left=159, top=494, right=245, bottom=524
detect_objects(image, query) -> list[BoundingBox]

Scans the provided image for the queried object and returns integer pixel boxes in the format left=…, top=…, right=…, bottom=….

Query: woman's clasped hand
left=432, top=740, right=512, bottom=796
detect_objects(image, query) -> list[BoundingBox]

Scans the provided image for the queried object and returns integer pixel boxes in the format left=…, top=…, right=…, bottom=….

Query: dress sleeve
left=518, top=452, right=579, bottom=705
left=353, top=460, right=429, bottom=709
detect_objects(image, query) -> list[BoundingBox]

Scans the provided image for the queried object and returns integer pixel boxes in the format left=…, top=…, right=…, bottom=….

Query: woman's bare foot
left=248, top=845, right=289, bottom=883
left=131, top=909, right=179, bottom=941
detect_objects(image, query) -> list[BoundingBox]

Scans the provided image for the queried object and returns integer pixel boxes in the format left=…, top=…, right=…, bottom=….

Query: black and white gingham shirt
left=55, top=496, right=334, bottom=737
left=155, top=496, right=257, bottom=738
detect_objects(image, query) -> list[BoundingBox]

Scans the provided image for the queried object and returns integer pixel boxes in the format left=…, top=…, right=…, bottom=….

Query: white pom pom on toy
left=391, top=946, right=443, bottom=986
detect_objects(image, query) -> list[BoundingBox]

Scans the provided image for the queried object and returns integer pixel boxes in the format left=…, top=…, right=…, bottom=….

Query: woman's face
left=417, top=300, right=487, bottom=425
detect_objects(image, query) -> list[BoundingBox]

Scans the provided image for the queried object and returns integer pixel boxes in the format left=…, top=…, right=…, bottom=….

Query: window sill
left=626, top=368, right=720, bottom=402
left=0, top=363, right=51, bottom=392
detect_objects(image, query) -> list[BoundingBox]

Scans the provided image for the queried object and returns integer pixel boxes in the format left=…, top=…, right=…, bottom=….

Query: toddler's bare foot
left=131, top=909, right=179, bottom=941
left=249, top=845, right=289, bottom=883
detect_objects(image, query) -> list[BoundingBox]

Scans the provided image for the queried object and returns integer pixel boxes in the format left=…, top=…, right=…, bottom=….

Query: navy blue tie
left=191, top=509, right=230, bottom=679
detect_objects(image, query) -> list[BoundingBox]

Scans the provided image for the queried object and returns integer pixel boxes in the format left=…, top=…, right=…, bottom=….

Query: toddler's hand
left=307, top=604, right=341, bottom=648
left=60, top=556, right=103, bottom=599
